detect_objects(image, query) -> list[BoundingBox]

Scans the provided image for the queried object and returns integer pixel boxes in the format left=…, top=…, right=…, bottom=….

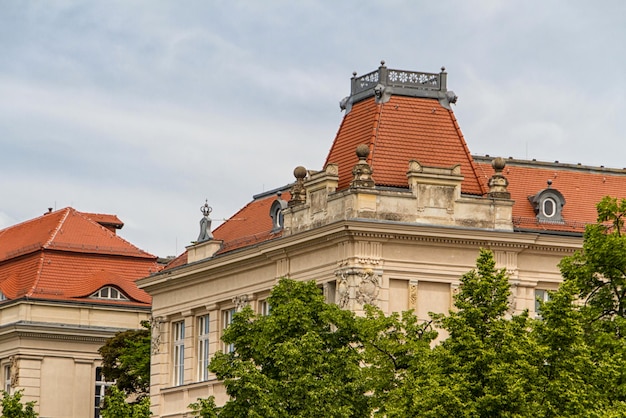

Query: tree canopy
left=98, top=320, right=151, bottom=417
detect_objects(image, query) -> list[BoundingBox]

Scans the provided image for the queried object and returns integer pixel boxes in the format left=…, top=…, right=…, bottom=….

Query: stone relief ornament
left=232, top=295, right=249, bottom=312
left=9, top=356, right=18, bottom=387
left=336, top=272, right=350, bottom=309
left=334, top=268, right=381, bottom=310
left=408, top=280, right=418, bottom=309
left=150, top=316, right=164, bottom=355
left=357, top=269, right=379, bottom=305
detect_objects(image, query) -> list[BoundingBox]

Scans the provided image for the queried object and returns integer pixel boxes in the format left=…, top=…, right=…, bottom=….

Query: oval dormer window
left=542, top=197, right=557, bottom=218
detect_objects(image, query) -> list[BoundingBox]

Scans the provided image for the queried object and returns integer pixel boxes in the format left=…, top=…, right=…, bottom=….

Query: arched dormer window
left=90, top=286, right=129, bottom=301
left=528, top=180, right=566, bottom=223
left=270, top=193, right=288, bottom=232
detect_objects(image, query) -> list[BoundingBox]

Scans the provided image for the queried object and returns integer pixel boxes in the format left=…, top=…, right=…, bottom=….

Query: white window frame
left=4, top=364, right=10, bottom=394
left=260, top=300, right=271, bottom=316
left=197, top=314, right=210, bottom=381
left=173, top=320, right=185, bottom=386
left=542, top=197, right=557, bottom=218
left=95, top=366, right=113, bottom=418
left=223, top=308, right=236, bottom=353
left=90, top=286, right=129, bottom=301
left=535, top=289, right=551, bottom=318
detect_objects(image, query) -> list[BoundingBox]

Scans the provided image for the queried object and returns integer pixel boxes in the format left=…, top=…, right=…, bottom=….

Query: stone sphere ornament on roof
left=356, top=144, right=370, bottom=160
left=294, top=166, right=307, bottom=179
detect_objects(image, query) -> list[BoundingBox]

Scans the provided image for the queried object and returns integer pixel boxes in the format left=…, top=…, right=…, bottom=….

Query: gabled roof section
left=326, top=64, right=485, bottom=195
left=474, top=156, right=626, bottom=233
left=0, top=207, right=153, bottom=262
left=0, top=207, right=158, bottom=306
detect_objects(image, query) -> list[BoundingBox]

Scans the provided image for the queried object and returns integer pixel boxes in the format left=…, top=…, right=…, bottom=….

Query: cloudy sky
left=1, top=1, right=624, bottom=258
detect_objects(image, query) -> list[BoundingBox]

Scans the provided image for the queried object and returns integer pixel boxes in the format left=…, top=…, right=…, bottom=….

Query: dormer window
left=0, top=292, right=6, bottom=302
left=270, top=193, right=288, bottom=232
left=90, top=286, right=129, bottom=301
left=528, top=180, right=566, bottom=223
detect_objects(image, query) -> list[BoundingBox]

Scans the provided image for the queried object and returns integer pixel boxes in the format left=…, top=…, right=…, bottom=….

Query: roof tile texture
left=0, top=208, right=157, bottom=305
left=325, top=96, right=486, bottom=195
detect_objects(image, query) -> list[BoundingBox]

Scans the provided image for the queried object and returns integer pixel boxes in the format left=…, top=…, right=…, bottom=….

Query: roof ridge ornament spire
left=197, top=200, right=214, bottom=242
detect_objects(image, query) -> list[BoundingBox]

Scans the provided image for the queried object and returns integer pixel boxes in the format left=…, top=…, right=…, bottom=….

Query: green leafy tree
left=98, top=321, right=151, bottom=416
left=100, top=386, right=150, bottom=418
left=560, top=196, right=626, bottom=328
left=98, top=321, right=151, bottom=398
left=188, top=397, right=219, bottom=418
left=0, top=390, right=38, bottom=418
left=205, top=278, right=372, bottom=417
left=356, top=306, right=437, bottom=417
left=432, top=249, right=540, bottom=417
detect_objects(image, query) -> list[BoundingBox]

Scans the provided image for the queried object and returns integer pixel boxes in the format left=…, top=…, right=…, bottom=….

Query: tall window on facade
left=3, top=364, right=10, bottom=394
left=223, top=308, right=236, bottom=353
left=535, top=289, right=551, bottom=319
left=94, top=367, right=112, bottom=418
left=197, top=315, right=210, bottom=381
left=173, top=321, right=185, bottom=386
left=259, top=300, right=271, bottom=316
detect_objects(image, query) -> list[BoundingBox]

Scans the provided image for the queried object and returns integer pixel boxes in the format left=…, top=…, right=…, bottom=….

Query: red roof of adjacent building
left=0, top=207, right=158, bottom=305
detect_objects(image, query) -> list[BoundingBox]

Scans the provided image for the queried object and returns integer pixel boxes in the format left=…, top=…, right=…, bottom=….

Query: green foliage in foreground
left=185, top=196, right=626, bottom=416
left=0, top=391, right=38, bottom=418
left=100, top=386, right=150, bottom=418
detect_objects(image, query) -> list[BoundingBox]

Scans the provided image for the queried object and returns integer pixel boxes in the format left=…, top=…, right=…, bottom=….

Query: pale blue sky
left=1, top=1, right=624, bottom=257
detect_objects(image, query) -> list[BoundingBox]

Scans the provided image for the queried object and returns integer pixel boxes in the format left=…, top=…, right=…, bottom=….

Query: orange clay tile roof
left=325, top=96, right=486, bottom=195
left=0, top=207, right=158, bottom=305
left=213, top=191, right=291, bottom=254
left=163, top=191, right=291, bottom=270
left=474, top=158, right=626, bottom=233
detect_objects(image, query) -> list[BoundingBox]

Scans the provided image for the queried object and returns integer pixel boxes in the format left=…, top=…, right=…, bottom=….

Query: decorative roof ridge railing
left=351, top=61, right=445, bottom=96
left=341, top=61, right=456, bottom=112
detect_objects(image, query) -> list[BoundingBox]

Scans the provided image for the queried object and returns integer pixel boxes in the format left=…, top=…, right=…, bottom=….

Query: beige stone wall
left=0, top=301, right=149, bottom=417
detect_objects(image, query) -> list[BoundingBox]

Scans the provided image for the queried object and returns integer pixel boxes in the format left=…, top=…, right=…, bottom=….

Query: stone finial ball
left=492, top=157, right=506, bottom=171
left=293, top=166, right=307, bottom=179
left=356, top=144, right=370, bottom=159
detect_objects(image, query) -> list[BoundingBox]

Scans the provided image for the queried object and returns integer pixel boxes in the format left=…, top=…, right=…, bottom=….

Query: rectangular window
left=94, top=367, right=112, bottom=418
left=197, top=315, right=210, bottom=381
left=4, top=364, right=10, bottom=394
left=260, top=300, right=271, bottom=316
left=535, top=289, right=551, bottom=318
left=223, top=308, right=236, bottom=353
left=173, top=321, right=185, bottom=386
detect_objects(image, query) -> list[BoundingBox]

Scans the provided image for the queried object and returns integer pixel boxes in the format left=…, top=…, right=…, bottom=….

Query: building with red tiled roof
left=139, top=63, right=626, bottom=417
left=0, top=207, right=160, bottom=417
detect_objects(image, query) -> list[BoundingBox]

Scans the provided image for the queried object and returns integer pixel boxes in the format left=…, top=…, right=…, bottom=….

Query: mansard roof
left=325, top=95, right=485, bottom=195
left=0, top=207, right=157, bottom=305
left=326, top=64, right=485, bottom=195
